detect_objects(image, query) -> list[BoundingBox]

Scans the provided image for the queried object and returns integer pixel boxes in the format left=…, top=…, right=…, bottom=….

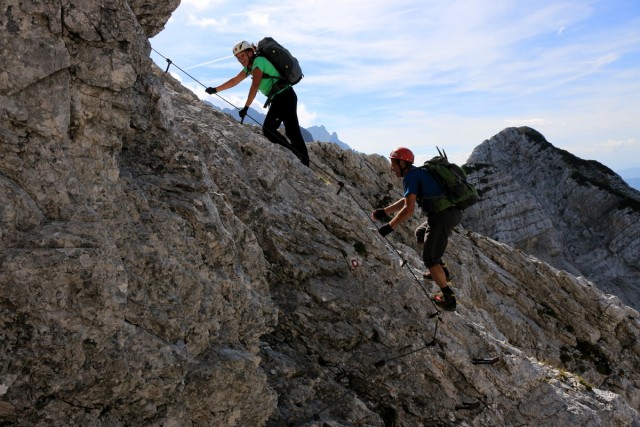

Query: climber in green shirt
left=206, top=41, right=309, bottom=167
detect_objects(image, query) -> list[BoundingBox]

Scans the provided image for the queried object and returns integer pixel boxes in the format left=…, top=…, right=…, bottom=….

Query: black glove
left=379, top=224, right=393, bottom=237
left=239, top=106, right=249, bottom=119
left=372, top=208, right=387, bottom=221
left=205, top=87, right=217, bottom=94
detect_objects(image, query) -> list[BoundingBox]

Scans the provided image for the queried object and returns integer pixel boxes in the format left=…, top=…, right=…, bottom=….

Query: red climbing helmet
left=389, top=147, right=414, bottom=164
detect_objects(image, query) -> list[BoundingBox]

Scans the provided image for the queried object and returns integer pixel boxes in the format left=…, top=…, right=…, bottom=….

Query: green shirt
left=245, top=56, right=288, bottom=97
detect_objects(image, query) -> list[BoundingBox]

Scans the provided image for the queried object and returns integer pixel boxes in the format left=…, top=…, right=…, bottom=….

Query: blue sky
left=150, top=0, right=640, bottom=172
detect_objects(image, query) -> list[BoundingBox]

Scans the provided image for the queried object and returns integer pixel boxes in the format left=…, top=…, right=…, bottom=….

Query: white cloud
left=246, top=11, right=271, bottom=27
left=296, top=102, right=316, bottom=128
left=275, top=2, right=606, bottom=101
left=168, top=71, right=183, bottom=83
left=151, top=0, right=640, bottom=171
left=338, top=114, right=501, bottom=164
left=174, top=0, right=630, bottom=98
left=187, top=13, right=224, bottom=28
left=576, top=138, right=639, bottom=155
left=182, top=0, right=226, bottom=10
left=185, top=55, right=235, bottom=70
left=568, top=138, right=640, bottom=171
left=606, top=138, right=639, bottom=149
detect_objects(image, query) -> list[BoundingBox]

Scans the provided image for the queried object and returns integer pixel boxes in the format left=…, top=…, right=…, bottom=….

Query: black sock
left=442, top=286, right=454, bottom=295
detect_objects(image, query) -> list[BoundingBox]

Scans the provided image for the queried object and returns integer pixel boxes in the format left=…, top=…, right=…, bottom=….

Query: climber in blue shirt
left=371, top=147, right=462, bottom=311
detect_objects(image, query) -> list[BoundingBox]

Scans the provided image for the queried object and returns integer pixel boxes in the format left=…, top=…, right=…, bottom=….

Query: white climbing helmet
left=233, top=41, right=254, bottom=55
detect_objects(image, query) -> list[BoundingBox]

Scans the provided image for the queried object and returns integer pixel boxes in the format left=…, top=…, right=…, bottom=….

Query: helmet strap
left=392, top=159, right=411, bottom=176
left=400, top=161, right=411, bottom=176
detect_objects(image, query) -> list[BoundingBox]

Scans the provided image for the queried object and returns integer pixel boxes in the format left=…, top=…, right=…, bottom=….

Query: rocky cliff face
left=463, top=127, right=640, bottom=312
left=1, top=2, right=639, bottom=426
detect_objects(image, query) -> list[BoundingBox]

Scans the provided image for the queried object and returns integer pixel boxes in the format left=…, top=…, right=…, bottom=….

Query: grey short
left=415, top=207, right=462, bottom=268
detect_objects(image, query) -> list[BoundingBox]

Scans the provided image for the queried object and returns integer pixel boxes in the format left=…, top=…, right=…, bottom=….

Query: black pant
left=262, top=87, right=310, bottom=167
left=416, top=207, right=462, bottom=268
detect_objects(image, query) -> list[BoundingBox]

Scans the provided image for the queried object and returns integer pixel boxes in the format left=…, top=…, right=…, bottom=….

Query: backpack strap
left=413, top=167, right=453, bottom=213
left=248, top=56, right=291, bottom=102
left=252, top=52, right=288, bottom=82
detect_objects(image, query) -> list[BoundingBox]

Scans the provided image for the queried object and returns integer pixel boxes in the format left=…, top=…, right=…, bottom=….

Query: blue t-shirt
left=403, top=166, right=445, bottom=212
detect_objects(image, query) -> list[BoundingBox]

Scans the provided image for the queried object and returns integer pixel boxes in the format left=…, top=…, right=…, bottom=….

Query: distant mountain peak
left=306, top=125, right=350, bottom=150
left=207, top=103, right=351, bottom=150
left=465, top=126, right=640, bottom=310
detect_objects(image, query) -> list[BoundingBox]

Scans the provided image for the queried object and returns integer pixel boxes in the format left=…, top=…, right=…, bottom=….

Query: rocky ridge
left=463, top=127, right=640, bottom=311
left=1, top=1, right=640, bottom=426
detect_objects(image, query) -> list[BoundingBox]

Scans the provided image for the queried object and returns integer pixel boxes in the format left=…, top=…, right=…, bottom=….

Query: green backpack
left=419, top=147, right=479, bottom=213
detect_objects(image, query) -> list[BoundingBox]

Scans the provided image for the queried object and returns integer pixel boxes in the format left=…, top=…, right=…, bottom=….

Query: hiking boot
left=423, top=266, right=452, bottom=281
left=433, top=293, right=456, bottom=311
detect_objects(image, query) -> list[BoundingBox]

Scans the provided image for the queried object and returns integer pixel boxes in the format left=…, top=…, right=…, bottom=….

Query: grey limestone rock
left=1, top=2, right=639, bottom=426
left=464, top=127, right=640, bottom=311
